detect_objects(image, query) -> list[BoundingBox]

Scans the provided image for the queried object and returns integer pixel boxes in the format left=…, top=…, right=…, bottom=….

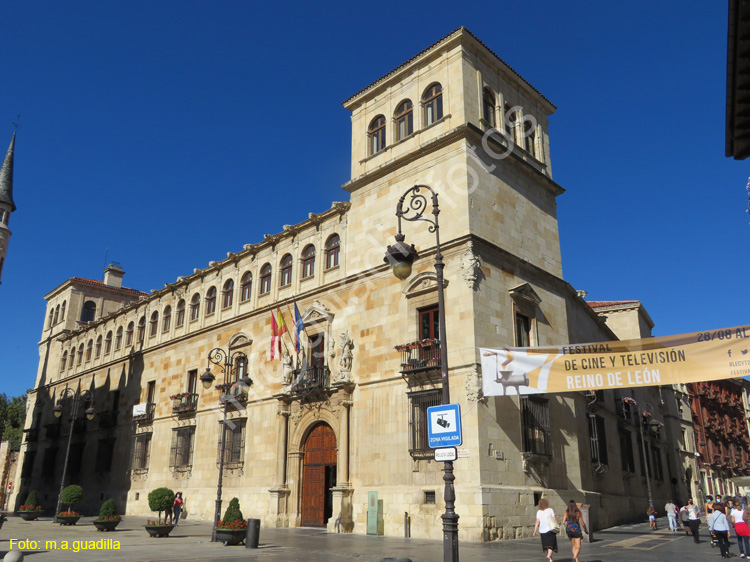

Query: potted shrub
left=18, top=490, right=42, bottom=521
left=57, top=485, right=83, bottom=525
left=93, top=498, right=121, bottom=531
left=215, top=497, right=248, bottom=546
left=145, top=487, right=175, bottom=537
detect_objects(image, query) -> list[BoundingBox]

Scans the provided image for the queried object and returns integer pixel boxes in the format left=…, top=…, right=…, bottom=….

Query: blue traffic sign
left=427, top=403, right=462, bottom=448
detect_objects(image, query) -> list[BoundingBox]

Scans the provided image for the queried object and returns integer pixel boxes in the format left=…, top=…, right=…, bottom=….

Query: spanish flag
left=270, top=312, right=278, bottom=360
left=276, top=306, right=288, bottom=336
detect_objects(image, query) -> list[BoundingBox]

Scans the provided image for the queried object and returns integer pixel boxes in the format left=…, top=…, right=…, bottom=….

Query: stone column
left=268, top=405, right=291, bottom=527
left=329, top=399, right=353, bottom=533
left=287, top=450, right=305, bottom=528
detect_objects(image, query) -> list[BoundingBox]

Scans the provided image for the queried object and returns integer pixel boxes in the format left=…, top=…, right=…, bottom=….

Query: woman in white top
left=730, top=500, right=750, bottom=559
left=532, top=498, right=558, bottom=562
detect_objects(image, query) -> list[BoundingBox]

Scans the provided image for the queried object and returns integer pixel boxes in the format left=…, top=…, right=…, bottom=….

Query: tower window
left=81, top=301, right=96, bottom=323
left=368, top=115, right=386, bottom=155
left=482, top=88, right=496, bottom=127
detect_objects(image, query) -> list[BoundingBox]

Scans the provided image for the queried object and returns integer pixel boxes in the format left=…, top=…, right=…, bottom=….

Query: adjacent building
left=15, top=28, right=699, bottom=541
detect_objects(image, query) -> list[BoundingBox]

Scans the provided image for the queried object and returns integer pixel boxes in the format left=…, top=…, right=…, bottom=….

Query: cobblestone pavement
left=0, top=515, right=739, bottom=561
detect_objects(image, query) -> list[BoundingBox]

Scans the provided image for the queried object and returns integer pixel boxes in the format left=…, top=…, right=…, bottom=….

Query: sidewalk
left=0, top=514, right=737, bottom=561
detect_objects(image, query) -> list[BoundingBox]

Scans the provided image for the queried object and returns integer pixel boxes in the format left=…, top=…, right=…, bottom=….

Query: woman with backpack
left=562, top=500, right=588, bottom=562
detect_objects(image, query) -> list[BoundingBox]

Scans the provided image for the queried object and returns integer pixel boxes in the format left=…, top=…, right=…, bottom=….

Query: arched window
left=368, top=115, right=386, bottom=155
left=240, top=272, right=252, bottom=301
left=95, top=335, right=102, bottom=358
left=504, top=104, right=515, bottom=142
left=482, top=88, right=495, bottom=127
left=222, top=279, right=234, bottom=309
left=206, top=286, right=217, bottom=315
left=86, top=340, right=93, bottom=362
left=423, top=83, right=443, bottom=125
left=301, top=245, right=316, bottom=278
left=81, top=301, right=96, bottom=323
left=150, top=311, right=159, bottom=337
left=48, top=309, right=54, bottom=329
left=280, top=254, right=293, bottom=287
left=126, top=322, right=134, bottom=346
left=395, top=100, right=413, bottom=140
left=105, top=331, right=112, bottom=354
left=163, top=305, right=172, bottom=332
left=524, top=118, right=536, bottom=156
left=235, top=354, right=248, bottom=383
left=260, top=264, right=272, bottom=295
left=325, top=234, right=340, bottom=269
left=53, top=305, right=60, bottom=325
left=60, top=351, right=68, bottom=372
left=61, top=300, right=66, bottom=320
left=137, top=316, right=146, bottom=343
left=176, top=299, right=186, bottom=327
left=77, top=344, right=84, bottom=366
left=190, top=293, right=201, bottom=321
left=115, top=326, right=123, bottom=350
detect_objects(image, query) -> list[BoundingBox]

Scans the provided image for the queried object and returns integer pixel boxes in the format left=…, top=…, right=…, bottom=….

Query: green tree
left=0, top=393, right=27, bottom=450
left=60, top=485, right=84, bottom=512
left=148, top=487, right=174, bottom=524
left=222, top=497, right=244, bottom=523
left=98, top=498, right=120, bottom=520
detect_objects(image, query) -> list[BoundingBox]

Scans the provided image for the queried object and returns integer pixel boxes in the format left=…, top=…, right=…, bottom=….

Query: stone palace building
left=14, top=27, right=707, bottom=542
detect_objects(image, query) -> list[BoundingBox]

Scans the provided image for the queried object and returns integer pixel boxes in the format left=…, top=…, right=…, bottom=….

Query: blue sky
left=0, top=1, right=747, bottom=398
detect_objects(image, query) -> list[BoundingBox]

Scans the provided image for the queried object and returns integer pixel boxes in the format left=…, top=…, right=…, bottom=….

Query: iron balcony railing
left=291, top=366, right=330, bottom=394
left=172, top=393, right=199, bottom=415
left=133, top=402, right=155, bottom=423
left=395, top=339, right=441, bottom=374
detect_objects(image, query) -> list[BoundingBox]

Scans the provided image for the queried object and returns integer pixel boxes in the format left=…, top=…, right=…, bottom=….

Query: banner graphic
left=480, top=325, right=750, bottom=396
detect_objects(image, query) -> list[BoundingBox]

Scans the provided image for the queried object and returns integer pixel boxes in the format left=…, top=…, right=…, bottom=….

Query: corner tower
left=0, top=130, right=17, bottom=286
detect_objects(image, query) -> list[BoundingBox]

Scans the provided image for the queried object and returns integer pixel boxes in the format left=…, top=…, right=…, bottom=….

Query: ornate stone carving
left=282, top=351, right=293, bottom=393
left=460, top=244, right=482, bottom=290
left=333, top=332, right=354, bottom=383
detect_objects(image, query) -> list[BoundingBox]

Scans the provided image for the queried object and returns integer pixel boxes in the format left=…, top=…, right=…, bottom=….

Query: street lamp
left=624, top=397, right=661, bottom=508
left=202, top=346, right=253, bottom=542
left=53, top=384, right=95, bottom=523
left=385, top=184, right=458, bottom=562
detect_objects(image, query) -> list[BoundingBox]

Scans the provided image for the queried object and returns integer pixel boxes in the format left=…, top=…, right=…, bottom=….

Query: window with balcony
left=219, top=419, right=246, bottom=468
left=521, top=396, right=551, bottom=456
left=170, top=426, right=195, bottom=470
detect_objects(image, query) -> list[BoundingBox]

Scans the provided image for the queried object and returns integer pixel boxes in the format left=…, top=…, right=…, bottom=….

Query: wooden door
left=301, top=423, right=337, bottom=526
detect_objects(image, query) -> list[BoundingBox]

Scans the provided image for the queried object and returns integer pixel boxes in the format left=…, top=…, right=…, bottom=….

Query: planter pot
left=215, top=528, right=246, bottom=546
left=145, top=524, right=175, bottom=537
left=57, top=515, right=81, bottom=526
left=18, top=510, right=42, bottom=521
left=93, top=519, right=121, bottom=532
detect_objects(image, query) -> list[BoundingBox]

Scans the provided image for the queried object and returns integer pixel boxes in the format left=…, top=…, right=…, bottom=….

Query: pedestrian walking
left=680, top=503, right=691, bottom=535
left=709, top=501, right=732, bottom=558
left=562, top=500, right=588, bottom=562
left=730, top=501, right=750, bottom=559
left=665, top=499, right=679, bottom=531
left=687, top=498, right=702, bottom=543
left=171, top=491, right=184, bottom=525
left=532, top=498, right=558, bottom=562
left=647, top=505, right=657, bottom=530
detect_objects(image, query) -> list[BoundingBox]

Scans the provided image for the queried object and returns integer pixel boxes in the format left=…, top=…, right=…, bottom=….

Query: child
left=648, top=506, right=657, bottom=530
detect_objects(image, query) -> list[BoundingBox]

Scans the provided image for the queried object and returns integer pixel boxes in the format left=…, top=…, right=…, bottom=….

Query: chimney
left=103, top=262, right=125, bottom=288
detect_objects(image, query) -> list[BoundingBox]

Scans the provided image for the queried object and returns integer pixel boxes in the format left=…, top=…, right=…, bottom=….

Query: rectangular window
left=170, top=426, right=195, bottom=469
left=419, top=305, right=440, bottom=341
left=41, top=447, right=58, bottom=478
left=95, top=438, right=116, bottom=473
left=218, top=419, right=246, bottom=467
left=187, top=370, right=197, bottom=395
left=588, top=415, right=608, bottom=464
left=131, top=433, right=152, bottom=471
left=652, top=445, right=664, bottom=480
left=619, top=429, right=635, bottom=472
left=520, top=396, right=551, bottom=456
left=515, top=313, right=532, bottom=347
left=408, top=389, right=442, bottom=456
left=147, top=380, right=156, bottom=405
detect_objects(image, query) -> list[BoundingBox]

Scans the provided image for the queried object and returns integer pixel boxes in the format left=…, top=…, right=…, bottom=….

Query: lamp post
left=384, top=184, right=458, bottom=562
left=625, top=397, right=660, bottom=509
left=201, top=346, right=253, bottom=542
left=53, top=385, right=95, bottom=523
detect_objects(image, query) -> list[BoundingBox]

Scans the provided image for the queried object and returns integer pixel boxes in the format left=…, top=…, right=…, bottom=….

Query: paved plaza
left=0, top=514, right=739, bottom=561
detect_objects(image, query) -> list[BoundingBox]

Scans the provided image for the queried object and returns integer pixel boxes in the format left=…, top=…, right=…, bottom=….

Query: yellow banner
left=480, top=325, right=750, bottom=396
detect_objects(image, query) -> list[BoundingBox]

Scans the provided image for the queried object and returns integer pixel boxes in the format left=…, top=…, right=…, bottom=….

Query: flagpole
left=276, top=307, right=293, bottom=355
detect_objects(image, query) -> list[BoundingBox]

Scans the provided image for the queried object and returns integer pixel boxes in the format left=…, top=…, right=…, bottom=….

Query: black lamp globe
left=384, top=236, right=419, bottom=281
left=200, top=367, right=216, bottom=389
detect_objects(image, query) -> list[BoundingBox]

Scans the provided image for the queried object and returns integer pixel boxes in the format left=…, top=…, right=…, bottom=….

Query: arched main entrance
left=301, top=423, right=337, bottom=527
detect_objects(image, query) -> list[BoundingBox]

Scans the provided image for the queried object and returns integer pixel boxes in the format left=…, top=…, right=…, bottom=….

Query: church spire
left=0, top=131, right=16, bottom=212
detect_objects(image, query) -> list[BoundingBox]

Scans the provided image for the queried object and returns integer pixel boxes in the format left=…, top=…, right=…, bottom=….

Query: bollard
left=245, top=518, right=260, bottom=549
